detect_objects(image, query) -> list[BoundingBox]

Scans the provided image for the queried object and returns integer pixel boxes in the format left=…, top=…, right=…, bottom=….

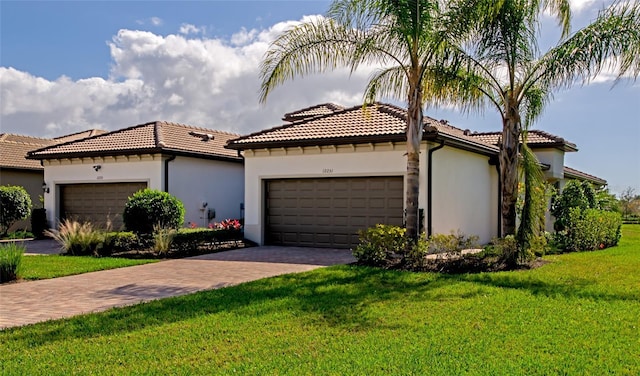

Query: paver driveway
left=0, top=246, right=355, bottom=329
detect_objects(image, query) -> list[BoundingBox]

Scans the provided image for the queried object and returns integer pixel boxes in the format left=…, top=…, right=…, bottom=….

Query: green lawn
left=2, top=225, right=639, bottom=375
left=20, top=255, right=158, bottom=280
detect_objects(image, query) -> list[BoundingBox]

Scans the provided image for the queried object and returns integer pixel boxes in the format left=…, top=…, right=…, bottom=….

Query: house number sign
left=322, top=168, right=333, bottom=174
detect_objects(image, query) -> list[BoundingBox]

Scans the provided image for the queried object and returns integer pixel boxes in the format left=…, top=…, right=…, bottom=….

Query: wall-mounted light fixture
left=93, top=165, right=102, bottom=172
left=42, top=182, right=50, bottom=194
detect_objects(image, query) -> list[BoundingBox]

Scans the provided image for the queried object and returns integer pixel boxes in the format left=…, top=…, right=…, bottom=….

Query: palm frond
left=531, top=1, right=640, bottom=92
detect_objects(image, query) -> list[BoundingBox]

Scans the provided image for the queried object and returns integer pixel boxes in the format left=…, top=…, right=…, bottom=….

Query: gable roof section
left=0, top=134, right=53, bottom=170
left=471, top=130, right=578, bottom=152
left=282, top=103, right=345, bottom=122
left=564, top=166, right=607, bottom=186
left=228, top=103, right=498, bottom=155
left=27, top=122, right=242, bottom=162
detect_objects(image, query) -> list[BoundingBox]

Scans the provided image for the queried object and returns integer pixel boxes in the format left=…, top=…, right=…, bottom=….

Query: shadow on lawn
left=2, top=264, right=637, bottom=347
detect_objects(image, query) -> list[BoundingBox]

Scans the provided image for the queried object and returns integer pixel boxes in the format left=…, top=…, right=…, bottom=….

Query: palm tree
left=438, top=0, right=640, bottom=263
left=259, top=0, right=468, bottom=245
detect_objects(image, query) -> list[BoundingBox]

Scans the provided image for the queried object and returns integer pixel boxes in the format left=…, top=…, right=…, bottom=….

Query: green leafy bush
left=551, top=180, right=597, bottom=232
left=31, top=208, right=48, bottom=239
left=45, top=219, right=105, bottom=256
left=3, top=230, right=34, bottom=240
left=0, top=243, right=24, bottom=282
left=123, top=189, right=185, bottom=234
left=352, top=224, right=406, bottom=266
left=563, top=208, right=622, bottom=252
left=427, top=231, right=479, bottom=254
left=0, top=185, right=32, bottom=236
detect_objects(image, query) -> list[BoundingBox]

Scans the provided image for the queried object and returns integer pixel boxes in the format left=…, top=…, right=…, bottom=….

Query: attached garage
left=265, top=176, right=403, bottom=248
left=60, top=182, right=147, bottom=229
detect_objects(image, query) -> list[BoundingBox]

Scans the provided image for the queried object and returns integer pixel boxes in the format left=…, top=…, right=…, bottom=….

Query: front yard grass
left=1, top=225, right=638, bottom=375
left=20, top=255, right=158, bottom=280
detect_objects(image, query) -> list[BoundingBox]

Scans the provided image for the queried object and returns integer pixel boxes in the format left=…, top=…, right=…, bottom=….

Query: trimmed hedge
left=172, top=228, right=242, bottom=253
left=563, top=208, right=622, bottom=252
left=352, top=225, right=406, bottom=266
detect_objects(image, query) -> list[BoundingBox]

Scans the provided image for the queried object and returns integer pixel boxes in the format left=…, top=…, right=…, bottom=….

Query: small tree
left=619, top=187, right=639, bottom=217
left=123, top=189, right=185, bottom=234
left=0, top=185, right=32, bottom=236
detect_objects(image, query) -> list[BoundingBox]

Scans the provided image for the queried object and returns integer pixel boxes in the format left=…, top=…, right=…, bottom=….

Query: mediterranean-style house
left=226, top=102, right=605, bottom=248
left=27, top=122, right=244, bottom=230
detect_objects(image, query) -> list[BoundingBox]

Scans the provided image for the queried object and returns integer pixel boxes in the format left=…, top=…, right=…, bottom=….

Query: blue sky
left=1, top=0, right=638, bottom=194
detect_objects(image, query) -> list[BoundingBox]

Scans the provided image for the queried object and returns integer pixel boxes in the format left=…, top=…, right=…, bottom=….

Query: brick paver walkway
left=0, top=247, right=355, bottom=329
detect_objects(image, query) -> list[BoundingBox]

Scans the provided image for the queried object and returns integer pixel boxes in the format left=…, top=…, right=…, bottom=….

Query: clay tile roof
left=0, top=134, right=54, bottom=170
left=282, top=103, right=345, bottom=122
left=564, top=166, right=607, bottom=186
left=227, top=102, right=498, bottom=154
left=53, top=129, right=107, bottom=144
left=471, top=130, right=577, bottom=151
left=27, top=122, right=241, bottom=161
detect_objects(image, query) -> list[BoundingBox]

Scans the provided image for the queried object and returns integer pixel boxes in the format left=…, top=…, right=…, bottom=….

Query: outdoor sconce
left=93, top=165, right=102, bottom=171
left=42, top=182, right=50, bottom=194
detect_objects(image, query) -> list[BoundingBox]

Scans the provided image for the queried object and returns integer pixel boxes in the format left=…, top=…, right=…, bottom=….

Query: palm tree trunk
left=500, top=105, right=521, bottom=238
left=405, top=87, right=424, bottom=247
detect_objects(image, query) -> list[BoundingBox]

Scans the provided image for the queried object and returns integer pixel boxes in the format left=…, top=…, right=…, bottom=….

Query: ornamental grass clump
left=45, top=219, right=105, bottom=256
left=0, top=242, right=24, bottom=282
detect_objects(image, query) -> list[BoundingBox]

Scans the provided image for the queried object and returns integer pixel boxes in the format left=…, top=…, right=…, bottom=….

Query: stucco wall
left=0, top=168, right=44, bottom=231
left=534, top=148, right=565, bottom=181
left=242, top=143, right=425, bottom=245
left=169, top=156, right=244, bottom=227
left=427, top=146, right=498, bottom=244
left=42, top=155, right=162, bottom=226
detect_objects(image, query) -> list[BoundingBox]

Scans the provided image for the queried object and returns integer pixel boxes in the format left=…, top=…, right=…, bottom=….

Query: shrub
left=45, top=219, right=105, bottom=256
left=352, top=224, right=406, bottom=266
left=563, top=208, right=622, bottom=252
left=102, top=231, right=141, bottom=255
left=485, top=235, right=517, bottom=260
left=123, top=189, right=185, bottom=234
left=31, top=208, right=48, bottom=239
left=428, top=231, right=479, bottom=254
left=551, top=180, right=598, bottom=232
left=0, top=185, right=32, bottom=236
left=405, top=233, right=430, bottom=268
left=0, top=243, right=24, bottom=282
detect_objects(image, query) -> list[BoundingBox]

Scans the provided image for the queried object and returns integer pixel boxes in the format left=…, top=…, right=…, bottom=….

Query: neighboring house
left=227, top=102, right=605, bottom=248
left=0, top=130, right=104, bottom=232
left=27, top=122, right=244, bottom=230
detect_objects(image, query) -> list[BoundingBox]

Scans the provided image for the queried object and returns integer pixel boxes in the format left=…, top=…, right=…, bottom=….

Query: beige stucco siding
left=169, top=156, right=244, bottom=227
left=429, top=146, right=498, bottom=244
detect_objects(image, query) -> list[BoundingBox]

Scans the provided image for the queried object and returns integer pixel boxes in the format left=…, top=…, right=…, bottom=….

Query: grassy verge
left=1, top=225, right=638, bottom=375
left=20, top=255, right=158, bottom=280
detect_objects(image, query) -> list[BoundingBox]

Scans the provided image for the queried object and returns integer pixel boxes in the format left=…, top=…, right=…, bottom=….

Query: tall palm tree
left=439, top=0, right=640, bottom=262
left=259, top=0, right=469, bottom=245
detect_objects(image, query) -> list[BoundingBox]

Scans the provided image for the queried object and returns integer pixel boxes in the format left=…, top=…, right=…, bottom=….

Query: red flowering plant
left=208, top=219, right=243, bottom=241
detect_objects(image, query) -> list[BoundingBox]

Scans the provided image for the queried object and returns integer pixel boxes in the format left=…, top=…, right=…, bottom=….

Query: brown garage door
left=60, top=182, right=147, bottom=229
left=266, top=177, right=404, bottom=248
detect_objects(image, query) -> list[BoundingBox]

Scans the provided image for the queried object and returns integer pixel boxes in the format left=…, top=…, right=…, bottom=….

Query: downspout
left=427, top=140, right=445, bottom=237
left=164, top=155, right=176, bottom=192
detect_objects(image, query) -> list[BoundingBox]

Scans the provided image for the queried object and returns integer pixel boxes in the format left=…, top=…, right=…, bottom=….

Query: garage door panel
left=266, top=177, right=403, bottom=248
left=61, top=182, right=147, bottom=230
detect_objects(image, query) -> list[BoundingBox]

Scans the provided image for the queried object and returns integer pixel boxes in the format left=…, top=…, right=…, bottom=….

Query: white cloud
left=179, top=23, right=205, bottom=35
left=569, top=0, right=597, bottom=12
left=150, top=17, right=163, bottom=26
left=0, top=18, right=371, bottom=138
